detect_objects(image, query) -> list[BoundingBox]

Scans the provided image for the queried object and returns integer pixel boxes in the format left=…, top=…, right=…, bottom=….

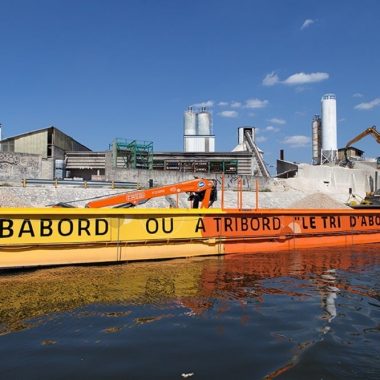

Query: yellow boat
left=2, top=206, right=380, bottom=269
left=2, top=178, right=380, bottom=269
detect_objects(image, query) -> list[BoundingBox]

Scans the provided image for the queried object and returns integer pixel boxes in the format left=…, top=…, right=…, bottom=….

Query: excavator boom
left=345, top=125, right=380, bottom=148
left=85, top=178, right=217, bottom=208
left=342, top=125, right=379, bottom=166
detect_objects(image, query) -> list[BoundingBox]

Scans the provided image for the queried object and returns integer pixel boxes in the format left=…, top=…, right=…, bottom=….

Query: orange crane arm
left=85, top=178, right=217, bottom=208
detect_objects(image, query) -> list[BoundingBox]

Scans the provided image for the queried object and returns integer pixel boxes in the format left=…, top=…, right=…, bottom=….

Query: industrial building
left=65, top=125, right=270, bottom=180
left=68, top=109, right=269, bottom=179
left=337, top=147, right=364, bottom=162
left=277, top=92, right=378, bottom=178
left=0, top=126, right=92, bottom=181
left=278, top=93, right=340, bottom=177
left=0, top=109, right=270, bottom=181
left=277, top=94, right=342, bottom=178
left=0, top=126, right=90, bottom=159
left=278, top=93, right=339, bottom=177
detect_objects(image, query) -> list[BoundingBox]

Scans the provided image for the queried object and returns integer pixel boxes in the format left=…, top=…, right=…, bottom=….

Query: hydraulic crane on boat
left=85, top=178, right=217, bottom=208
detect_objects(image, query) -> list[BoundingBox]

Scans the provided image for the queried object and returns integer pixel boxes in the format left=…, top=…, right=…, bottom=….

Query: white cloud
left=256, top=136, right=267, bottom=143
left=192, top=100, right=214, bottom=108
left=231, top=101, right=242, bottom=108
left=245, top=98, right=269, bottom=109
left=262, top=72, right=279, bottom=86
left=218, top=101, right=229, bottom=106
left=283, top=72, right=329, bottom=85
left=218, top=110, right=238, bottom=118
left=301, top=19, right=315, bottom=30
left=266, top=126, right=280, bottom=132
left=267, top=118, right=286, bottom=125
left=353, top=93, right=363, bottom=98
left=282, top=135, right=310, bottom=147
left=354, top=98, right=380, bottom=110
left=262, top=71, right=329, bottom=87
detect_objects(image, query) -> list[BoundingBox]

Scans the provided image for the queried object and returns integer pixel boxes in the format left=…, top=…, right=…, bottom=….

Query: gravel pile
left=0, top=186, right=124, bottom=208
left=289, top=192, right=350, bottom=209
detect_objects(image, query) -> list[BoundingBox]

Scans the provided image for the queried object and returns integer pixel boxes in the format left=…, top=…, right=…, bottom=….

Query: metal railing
left=21, top=178, right=138, bottom=189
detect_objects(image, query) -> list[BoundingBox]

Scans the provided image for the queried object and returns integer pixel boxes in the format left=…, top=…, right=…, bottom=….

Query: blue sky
left=1, top=0, right=380, bottom=169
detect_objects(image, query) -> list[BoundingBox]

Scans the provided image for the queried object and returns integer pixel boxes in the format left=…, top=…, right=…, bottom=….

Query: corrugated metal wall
left=14, top=130, right=48, bottom=157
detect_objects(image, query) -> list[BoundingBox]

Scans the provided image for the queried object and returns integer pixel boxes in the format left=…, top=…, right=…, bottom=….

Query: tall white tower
left=321, top=94, right=337, bottom=164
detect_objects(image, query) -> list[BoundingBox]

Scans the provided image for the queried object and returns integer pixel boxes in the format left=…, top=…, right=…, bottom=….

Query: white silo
left=183, top=106, right=215, bottom=152
left=197, top=107, right=215, bottom=152
left=321, top=94, right=337, bottom=163
left=311, top=115, right=322, bottom=165
left=184, top=107, right=197, bottom=152
left=197, top=107, right=212, bottom=135
left=184, top=107, right=197, bottom=135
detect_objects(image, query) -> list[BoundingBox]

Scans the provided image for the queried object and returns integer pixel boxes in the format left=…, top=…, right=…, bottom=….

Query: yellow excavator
left=343, top=125, right=380, bottom=208
left=341, top=125, right=380, bottom=168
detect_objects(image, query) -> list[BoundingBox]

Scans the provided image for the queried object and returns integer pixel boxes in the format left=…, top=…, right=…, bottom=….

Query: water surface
left=0, top=245, right=379, bottom=379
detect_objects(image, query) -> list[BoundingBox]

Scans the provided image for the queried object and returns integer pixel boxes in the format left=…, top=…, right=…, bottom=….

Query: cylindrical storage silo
left=321, top=94, right=337, bottom=162
left=197, top=107, right=212, bottom=135
left=184, top=107, right=197, bottom=136
left=312, top=115, right=322, bottom=165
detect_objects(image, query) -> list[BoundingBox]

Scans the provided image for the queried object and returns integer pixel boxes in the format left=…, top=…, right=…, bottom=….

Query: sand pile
left=289, top=192, right=350, bottom=209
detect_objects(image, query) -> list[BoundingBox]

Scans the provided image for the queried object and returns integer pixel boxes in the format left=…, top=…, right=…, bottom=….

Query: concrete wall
left=41, top=158, right=55, bottom=179
left=286, top=163, right=380, bottom=195
left=0, top=152, right=43, bottom=182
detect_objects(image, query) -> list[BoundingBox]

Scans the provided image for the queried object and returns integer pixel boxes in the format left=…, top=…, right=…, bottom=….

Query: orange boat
left=1, top=178, right=380, bottom=269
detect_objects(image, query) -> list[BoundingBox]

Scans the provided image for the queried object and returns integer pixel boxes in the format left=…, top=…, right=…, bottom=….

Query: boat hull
left=1, top=207, right=380, bottom=269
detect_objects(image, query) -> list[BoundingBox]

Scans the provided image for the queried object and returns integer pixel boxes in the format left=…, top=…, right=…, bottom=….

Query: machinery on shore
left=341, top=125, right=380, bottom=168
left=347, top=188, right=380, bottom=209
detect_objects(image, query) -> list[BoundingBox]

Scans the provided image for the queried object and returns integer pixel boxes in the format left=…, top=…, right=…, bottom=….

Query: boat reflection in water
left=0, top=245, right=379, bottom=379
